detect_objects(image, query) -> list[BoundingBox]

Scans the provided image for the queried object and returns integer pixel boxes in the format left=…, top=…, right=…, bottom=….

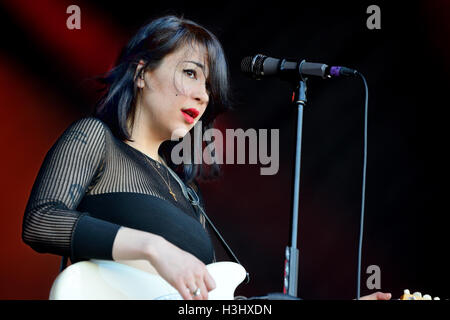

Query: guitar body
left=49, top=260, right=246, bottom=300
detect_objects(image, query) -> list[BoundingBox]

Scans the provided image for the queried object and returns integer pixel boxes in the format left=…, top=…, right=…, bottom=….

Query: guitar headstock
left=400, top=289, right=440, bottom=300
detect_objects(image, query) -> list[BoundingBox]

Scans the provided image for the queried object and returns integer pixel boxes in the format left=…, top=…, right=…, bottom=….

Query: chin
left=169, top=126, right=190, bottom=141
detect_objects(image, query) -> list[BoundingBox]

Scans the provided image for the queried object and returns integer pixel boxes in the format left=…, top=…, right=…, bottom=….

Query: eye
left=184, top=69, right=197, bottom=79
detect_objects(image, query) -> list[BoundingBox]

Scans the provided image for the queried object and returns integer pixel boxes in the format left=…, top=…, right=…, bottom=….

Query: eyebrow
left=184, top=60, right=205, bottom=70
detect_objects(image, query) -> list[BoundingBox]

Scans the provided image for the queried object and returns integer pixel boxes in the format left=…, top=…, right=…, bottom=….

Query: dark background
left=0, top=0, right=448, bottom=300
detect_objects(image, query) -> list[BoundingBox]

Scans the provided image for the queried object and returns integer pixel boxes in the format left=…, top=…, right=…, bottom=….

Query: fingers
left=175, top=278, right=193, bottom=300
left=174, top=268, right=214, bottom=300
left=376, top=292, right=392, bottom=300
left=197, top=278, right=209, bottom=300
left=192, top=270, right=209, bottom=300
left=191, top=264, right=216, bottom=300
left=359, top=291, right=392, bottom=300
left=151, top=239, right=215, bottom=301
left=204, top=271, right=217, bottom=292
left=186, top=279, right=203, bottom=301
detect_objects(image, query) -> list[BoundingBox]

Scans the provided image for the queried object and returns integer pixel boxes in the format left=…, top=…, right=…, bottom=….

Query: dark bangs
left=179, top=23, right=231, bottom=123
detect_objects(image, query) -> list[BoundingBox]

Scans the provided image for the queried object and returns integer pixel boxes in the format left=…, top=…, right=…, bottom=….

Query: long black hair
left=93, top=15, right=232, bottom=184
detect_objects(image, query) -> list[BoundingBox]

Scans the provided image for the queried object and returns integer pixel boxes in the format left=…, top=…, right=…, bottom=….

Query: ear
left=134, top=60, right=146, bottom=89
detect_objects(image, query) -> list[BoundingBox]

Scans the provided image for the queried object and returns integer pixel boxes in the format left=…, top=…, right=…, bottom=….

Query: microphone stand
left=283, top=77, right=307, bottom=298
left=253, top=78, right=306, bottom=301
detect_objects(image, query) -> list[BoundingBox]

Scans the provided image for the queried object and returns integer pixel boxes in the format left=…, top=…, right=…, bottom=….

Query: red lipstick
left=181, top=108, right=199, bottom=124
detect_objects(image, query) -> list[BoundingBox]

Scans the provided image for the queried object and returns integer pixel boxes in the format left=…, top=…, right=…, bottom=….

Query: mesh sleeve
left=22, top=117, right=121, bottom=262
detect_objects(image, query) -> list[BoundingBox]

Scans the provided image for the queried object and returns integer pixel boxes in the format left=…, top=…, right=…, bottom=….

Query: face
left=135, top=43, right=210, bottom=141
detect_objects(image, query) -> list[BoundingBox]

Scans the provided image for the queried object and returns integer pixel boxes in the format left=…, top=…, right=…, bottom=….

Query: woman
left=22, top=14, right=390, bottom=301
left=22, top=15, right=229, bottom=300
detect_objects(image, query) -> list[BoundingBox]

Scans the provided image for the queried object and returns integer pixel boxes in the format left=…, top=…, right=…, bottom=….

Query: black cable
left=356, top=71, right=369, bottom=300
left=186, top=187, right=250, bottom=284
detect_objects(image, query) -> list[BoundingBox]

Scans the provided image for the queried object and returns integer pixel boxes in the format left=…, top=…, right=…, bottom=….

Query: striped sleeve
left=22, top=117, right=121, bottom=262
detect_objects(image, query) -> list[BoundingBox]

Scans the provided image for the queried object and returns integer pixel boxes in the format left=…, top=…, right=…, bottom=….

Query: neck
left=125, top=139, right=162, bottom=163
left=125, top=112, right=165, bottom=164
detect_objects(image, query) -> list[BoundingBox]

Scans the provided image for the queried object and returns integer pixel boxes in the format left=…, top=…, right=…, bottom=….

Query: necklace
left=145, top=155, right=177, bottom=202
left=123, top=141, right=178, bottom=202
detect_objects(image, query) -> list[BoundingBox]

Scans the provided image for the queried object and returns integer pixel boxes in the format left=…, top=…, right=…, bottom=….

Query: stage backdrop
left=0, top=0, right=448, bottom=300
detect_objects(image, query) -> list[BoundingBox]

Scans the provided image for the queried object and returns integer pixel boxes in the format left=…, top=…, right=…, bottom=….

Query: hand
left=358, top=291, right=392, bottom=300
left=147, top=236, right=216, bottom=300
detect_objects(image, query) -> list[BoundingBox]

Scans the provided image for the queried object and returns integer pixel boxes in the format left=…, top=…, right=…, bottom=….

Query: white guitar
left=49, top=259, right=246, bottom=300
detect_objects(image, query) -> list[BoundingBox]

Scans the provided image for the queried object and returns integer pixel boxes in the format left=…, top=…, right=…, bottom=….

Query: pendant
left=170, top=190, right=177, bottom=201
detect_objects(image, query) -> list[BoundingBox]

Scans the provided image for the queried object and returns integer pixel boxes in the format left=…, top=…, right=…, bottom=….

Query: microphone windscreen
left=240, top=54, right=267, bottom=79
left=240, top=56, right=253, bottom=74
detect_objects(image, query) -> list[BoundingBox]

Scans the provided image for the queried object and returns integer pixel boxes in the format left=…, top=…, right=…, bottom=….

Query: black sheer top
left=22, top=117, right=215, bottom=264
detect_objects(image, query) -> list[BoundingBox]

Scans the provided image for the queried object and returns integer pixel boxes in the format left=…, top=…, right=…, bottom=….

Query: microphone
left=241, top=54, right=357, bottom=81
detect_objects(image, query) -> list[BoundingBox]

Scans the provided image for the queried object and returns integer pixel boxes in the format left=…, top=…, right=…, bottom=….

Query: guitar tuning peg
left=423, top=294, right=432, bottom=300
left=413, top=292, right=422, bottom=298
left=433, top=297, right=440, bottom=300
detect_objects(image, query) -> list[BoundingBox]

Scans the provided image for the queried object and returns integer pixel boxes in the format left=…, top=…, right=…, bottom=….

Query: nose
left=191, top=83, right=209, bottom=107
